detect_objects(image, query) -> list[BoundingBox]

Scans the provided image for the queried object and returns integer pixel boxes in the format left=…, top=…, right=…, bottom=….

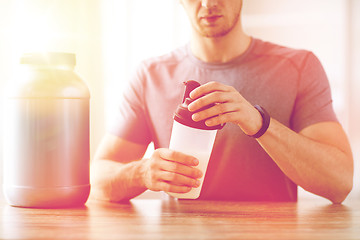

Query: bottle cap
left=174, top=80, right=225, bottom=130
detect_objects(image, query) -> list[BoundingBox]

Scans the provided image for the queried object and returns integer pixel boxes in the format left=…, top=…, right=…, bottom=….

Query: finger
left=157, top=181, right=192, bottom=193
left=188, top=91, right=225, bottom=112
left=189, top=81, right=231, bottom=100
left=205, top=111, right=263, bottom=134
left=159, top=171, right=201, bottom=188
left=204, top=111, right=241, bottom=127
left=160, top=159, right=203, bottom=179
left=158, top=149, right=199, bottom=167
left=188, top=90, right=241, bottom=113
left=192, top=102, right=240, bottom=122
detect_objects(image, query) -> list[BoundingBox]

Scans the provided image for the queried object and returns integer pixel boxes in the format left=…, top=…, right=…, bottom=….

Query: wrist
left=136, top=158, right=149, bottom=189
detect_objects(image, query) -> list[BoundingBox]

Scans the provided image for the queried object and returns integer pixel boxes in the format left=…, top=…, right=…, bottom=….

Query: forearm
left=257, top=118, right=353, bottom=203
left=90, top=159, right=147, bottom=202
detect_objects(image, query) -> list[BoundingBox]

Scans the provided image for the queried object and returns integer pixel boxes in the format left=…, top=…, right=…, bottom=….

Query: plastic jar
left=3, top=52, right=90, bottom=208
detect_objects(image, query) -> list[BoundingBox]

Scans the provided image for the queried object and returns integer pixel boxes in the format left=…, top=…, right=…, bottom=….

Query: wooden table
left=0, top=196, right=359, bottom=240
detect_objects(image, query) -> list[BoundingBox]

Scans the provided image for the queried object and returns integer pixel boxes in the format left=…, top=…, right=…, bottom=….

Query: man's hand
left=188, top=81, right=262, bottom=136
left=140, top=148, right=203, bottom=193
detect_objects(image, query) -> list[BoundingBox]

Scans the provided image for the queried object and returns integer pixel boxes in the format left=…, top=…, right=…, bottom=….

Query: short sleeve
left=291, top=52, right=338, bottom=132
left=107, top=64, right=152, bottom=145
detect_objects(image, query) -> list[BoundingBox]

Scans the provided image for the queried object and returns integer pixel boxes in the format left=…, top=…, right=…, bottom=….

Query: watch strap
left=247, top=105, right=270, bottom=138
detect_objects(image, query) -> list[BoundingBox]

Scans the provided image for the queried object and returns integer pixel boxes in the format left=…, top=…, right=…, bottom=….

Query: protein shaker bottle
left=168, top=80, right=224, bottom=199
left=3, top=52, right=90, bottom=208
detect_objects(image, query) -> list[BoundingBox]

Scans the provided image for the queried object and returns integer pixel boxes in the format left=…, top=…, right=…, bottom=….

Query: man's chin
left=195, top=24, right=234, bottom=38
left=200, top=29, right=231, bottom=38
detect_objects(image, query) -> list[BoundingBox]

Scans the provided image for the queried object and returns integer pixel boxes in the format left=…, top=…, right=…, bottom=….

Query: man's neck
left=190, top=25, right=251, bottom=63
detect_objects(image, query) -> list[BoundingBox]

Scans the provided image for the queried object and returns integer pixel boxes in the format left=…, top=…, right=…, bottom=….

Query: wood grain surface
left=0, top=197, right=359, bottom=240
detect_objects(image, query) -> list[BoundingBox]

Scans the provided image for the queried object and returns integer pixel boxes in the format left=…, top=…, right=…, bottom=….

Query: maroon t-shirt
left=109, top=38, right=338, bottom=201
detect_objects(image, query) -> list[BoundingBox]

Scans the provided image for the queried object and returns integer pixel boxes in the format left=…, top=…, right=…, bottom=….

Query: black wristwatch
left=247, top=105, right=270, bottom=138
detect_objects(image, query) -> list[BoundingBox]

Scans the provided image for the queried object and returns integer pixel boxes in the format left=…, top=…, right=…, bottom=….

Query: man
left=90, top=0, right=353, bottom=203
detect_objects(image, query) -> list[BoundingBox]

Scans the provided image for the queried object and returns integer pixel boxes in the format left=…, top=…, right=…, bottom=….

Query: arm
left=188, top=81, right=353, bottom=204
left=257, top=120, right=353, bottom=204
left=90, top=134, right=202, bottom=202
